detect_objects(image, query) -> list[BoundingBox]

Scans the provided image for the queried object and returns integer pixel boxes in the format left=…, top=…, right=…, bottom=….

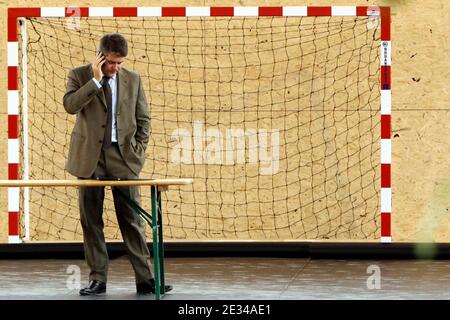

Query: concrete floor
left=1, top=257, right=450, bottom=300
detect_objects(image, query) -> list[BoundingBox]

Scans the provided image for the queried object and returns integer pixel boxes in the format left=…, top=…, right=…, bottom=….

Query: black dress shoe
left=79, top=280, right=106, bottom=296
left=136, top=278, right=173, bottom=294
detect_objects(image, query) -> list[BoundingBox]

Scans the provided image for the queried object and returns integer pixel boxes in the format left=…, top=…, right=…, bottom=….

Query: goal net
left=11, top=7, right=388, bottom=242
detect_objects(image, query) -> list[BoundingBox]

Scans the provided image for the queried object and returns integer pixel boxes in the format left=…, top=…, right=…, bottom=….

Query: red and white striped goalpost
left=6, top=6, right=392, bottom=243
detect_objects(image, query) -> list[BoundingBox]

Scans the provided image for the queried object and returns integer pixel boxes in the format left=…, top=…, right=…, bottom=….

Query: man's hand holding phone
left=92, top=51, right=105, bottom=82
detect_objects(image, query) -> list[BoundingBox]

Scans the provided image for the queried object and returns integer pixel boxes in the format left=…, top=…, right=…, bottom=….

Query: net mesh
left=18, top=15, right=381, bottom=241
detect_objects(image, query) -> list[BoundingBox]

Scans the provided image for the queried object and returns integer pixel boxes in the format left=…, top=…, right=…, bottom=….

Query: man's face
left=102, top=53, right=125, bottom=77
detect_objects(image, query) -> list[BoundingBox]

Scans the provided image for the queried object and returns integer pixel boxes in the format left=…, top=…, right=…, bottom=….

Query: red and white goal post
left=6, top=6, right=391, bottom=243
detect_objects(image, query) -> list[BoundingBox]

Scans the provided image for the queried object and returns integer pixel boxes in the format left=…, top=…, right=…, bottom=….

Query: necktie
left=102, top=76, right=112, bottom=150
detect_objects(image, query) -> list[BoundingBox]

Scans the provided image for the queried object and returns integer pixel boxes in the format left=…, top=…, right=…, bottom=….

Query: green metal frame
left=115, top=185, right=166, bottom=300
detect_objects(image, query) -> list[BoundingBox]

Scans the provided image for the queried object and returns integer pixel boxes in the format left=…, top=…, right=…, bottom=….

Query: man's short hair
left=99, top=33, right=128, bottom=57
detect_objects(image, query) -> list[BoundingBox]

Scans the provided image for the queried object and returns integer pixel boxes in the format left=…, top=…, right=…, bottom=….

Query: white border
left=41, top=7, right=65, bottom=17
left=234, top=7, right=258, bottom=16
left=381, top=188, right=392, bottom=212
left=381, top=139, right=392, bottom=164
left=332, top=6, right=357, bottom=16
left=89, top=7, right=113, bottom=17
left=381, top=90, right=391, bottom=115
left=7, top=42, right=18, bottom=67
left=137, top=7, right=162, bottom=17
left=283, top=6, right=307, bottom=16
left=186, top=7, right=210, bottom=17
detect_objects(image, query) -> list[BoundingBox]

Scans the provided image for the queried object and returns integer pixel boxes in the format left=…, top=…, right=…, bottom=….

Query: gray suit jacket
left=63, top=64, right=150, bottom=178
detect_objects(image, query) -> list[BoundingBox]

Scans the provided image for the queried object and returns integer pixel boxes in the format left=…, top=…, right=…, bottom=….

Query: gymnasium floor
left=1, top=256, right=450, bottom=300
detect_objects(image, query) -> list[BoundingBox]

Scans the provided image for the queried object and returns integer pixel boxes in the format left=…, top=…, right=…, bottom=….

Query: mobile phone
left=95, top=47, right=106, bottom=75
left=96, top=46, right=104, bottom=57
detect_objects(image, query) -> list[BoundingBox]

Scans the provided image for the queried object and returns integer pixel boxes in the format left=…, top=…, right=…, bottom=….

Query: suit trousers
left=79, top=143, right=153, bottom=283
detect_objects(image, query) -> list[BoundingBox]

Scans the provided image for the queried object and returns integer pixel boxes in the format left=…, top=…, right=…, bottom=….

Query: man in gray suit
left=63, top=33, right=172, bottom=295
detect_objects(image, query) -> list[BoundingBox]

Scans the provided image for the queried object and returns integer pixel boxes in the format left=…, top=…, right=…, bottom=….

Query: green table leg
left=111, top=184, right=164, bottom=299
left=151, top=186, right=161, bottom=300
left=157, top=189, right=166, bottom=293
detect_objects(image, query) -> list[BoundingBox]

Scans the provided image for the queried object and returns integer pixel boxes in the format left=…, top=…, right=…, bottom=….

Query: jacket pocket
left=70, top=132, right=86, bottom=142
left=131, top=138, right=137, bottom=151
left=68, top=132, right=86, bottom=154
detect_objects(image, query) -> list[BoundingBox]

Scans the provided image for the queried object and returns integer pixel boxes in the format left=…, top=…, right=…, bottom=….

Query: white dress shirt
left=93, top=75, right=118, bottom=143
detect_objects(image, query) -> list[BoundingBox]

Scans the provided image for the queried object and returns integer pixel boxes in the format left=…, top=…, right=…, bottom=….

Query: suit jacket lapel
left=98, top=89, right=107, bottom=111
left=117, top=69, right=128, bottom=116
